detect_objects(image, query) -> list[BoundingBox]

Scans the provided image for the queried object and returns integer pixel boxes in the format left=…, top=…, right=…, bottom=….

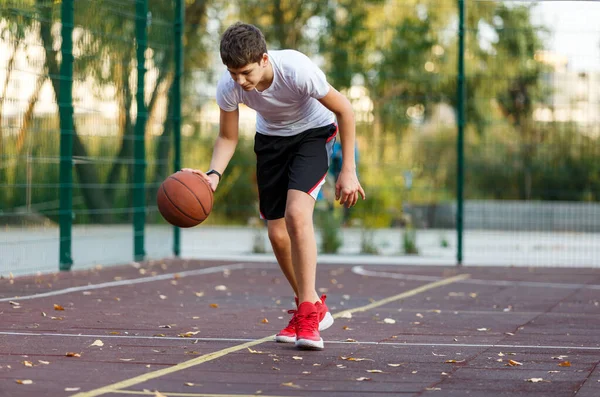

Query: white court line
left=1, top=331, right=598, bottom=351
left=352, top=266, right=600, bottom=290
left=0, top=263, right=256, bottom=302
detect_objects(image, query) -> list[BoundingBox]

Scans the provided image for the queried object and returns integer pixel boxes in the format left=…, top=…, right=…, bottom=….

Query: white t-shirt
left=216, top=50, right=335, bottom=137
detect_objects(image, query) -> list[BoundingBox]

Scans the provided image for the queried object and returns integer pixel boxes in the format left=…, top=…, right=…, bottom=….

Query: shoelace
left=295, top=311, right=319, bottom=333
left=283, top=309, right=297, bottom=330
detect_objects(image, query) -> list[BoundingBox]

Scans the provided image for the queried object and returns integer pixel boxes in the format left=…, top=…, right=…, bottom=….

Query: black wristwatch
left=206, top=169, right=222, bottom=181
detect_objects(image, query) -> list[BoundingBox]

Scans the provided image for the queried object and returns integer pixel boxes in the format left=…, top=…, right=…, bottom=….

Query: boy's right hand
left=180, top=168, right=218, bottom=192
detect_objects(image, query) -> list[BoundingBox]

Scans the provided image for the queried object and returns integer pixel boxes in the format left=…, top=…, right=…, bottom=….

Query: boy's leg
left=285, top=190, right=320, bottom=305
left=266, top=218, right=298, bottom=296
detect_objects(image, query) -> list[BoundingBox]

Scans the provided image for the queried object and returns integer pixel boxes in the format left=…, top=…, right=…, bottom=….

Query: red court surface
left=1, top=259, right=600, bottom=396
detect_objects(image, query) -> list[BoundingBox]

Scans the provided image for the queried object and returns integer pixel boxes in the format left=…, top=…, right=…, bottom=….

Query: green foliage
left=402, top=225, right=419, bottom=255
left=360, top=229, right=379, bottom=255
left=315, top=210, right=343, bottom=254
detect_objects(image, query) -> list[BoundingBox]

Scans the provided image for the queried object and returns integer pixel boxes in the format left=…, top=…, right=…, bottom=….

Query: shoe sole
left=295, top=337, right=324, bottom=350
left=275, top=312, right=334, bottom=343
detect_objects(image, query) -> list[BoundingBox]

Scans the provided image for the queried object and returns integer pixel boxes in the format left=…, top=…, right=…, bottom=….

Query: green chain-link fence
left=1, top=0, right=599, bottom=276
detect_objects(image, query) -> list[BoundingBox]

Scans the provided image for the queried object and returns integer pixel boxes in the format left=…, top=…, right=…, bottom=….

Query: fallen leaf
left=342, top=326, right=353, bottom=330
left=261, top=318, right=269, bottom=324
left=65, top=387, right=80, bottom=391
left=54, top=304, right=64, bottom=311
left=292, top=356, right=303, bottom=360
left=506, top=360, right=523, bottom=366
left=345, top=338, right=357, bottom=342
left=178, top=331, right=200, bottom=338
left=302, top=371, right=311, bottom=374
left=9, top=301, right=20, bottom=306
left=41, top=312, right=46, bottom=317
left=109, top=331, right=120, bottom=335
left=159, top=325, right=171, bottom=329
left=272, top=366, right=280, bottom=370
left=558, top=361, right=571, bottom=367
left=383, top=318, right=396, bottom=324
left=548, top=370, right=560, bottom=374
left=281, top=382, right=301, bottom=388
left=339, top=311, right=352, bottom=319
left=366, top=369, right=383, bottom=373
left=184, top=382, right=194, bottom=386
left=432, top=352, right=446, bottom=357
left=210, top=303, right=219, bottom=308
left=552, top=355, right=568, bottom=360
left=356, top=377, right=371, bottom=381
left=159, top=295, right=167, bottom=300
left=445, top=359, right=465, bottom=364
left=341, top=356, right=373, bottom=362
left=426, top=388, right=442, bottom=391
left=477, top=328, right=489, bottom=331
left=90, top=340, right=104, bottom=347
left=16, top=379, right=33, bottom=384
left=194, top=292, right=204, bottom=297
left=119, top=358, right=134, bottom=361
left=387, top=363, right=403, bottom=367
left=337, top=364, right=347, bottom=368
left=38, top=360, right=49, bottom=365
left=526, top=378, right=545, bottom=383
left=215, top=285, right=227, bottom=291
left=498, top=352, right=505, bottom=357
left=247, top=348, right=264, bottom=354
left=22, top=361, right=33, bottom=367
left=65, top=352, right=81, bottom=357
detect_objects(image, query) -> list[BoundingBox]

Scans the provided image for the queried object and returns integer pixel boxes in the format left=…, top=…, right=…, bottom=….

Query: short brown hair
left=220, top=22, right=267, bottom=69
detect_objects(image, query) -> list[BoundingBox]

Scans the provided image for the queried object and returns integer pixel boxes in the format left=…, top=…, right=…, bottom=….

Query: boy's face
left=227, top=54, right=269, bottom=91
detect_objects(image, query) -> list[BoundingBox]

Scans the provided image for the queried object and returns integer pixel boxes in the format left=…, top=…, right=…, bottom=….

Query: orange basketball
left=157, top=170, right=213, bottom=228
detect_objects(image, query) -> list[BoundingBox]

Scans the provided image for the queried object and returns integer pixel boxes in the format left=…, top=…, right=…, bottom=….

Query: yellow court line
left=113, top=391, right=290, bottom=397
left=72, top=273, right=469, bottom=397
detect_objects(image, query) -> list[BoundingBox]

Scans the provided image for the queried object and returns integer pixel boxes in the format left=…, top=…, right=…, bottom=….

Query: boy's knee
left=284, top=207, right=309, bottom=236
left=268, top=223, right=288, bottom=246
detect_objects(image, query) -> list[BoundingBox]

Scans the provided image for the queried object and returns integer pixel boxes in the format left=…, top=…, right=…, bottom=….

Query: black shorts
left=254, top=123, right=338, bottom=220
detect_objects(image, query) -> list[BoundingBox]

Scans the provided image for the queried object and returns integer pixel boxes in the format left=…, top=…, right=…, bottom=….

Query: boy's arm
left=318, top=86, right=366, bottom=207
left=182, top=108, right=239, bottom=191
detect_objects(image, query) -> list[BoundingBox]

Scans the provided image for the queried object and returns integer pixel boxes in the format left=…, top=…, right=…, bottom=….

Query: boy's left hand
left=335, top=169, right=366, bottom=208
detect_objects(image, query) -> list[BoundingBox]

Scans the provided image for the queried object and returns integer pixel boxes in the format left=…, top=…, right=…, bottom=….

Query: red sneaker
left=275, top=295, right=333, bottom=343
left=275, top=297, right=299, bottom=343
left=295, top=301, right=323, bottom=350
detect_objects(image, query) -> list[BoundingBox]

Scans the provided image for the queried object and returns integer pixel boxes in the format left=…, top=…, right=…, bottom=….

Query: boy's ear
left=261, top=53, right=269, bottom=66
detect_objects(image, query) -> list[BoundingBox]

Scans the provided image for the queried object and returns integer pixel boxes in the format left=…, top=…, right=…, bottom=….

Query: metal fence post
left=172, top=0, right=184, bottom=257
left=59, top=0, right=74, bottom=271
left=133, top=0, right=148, bottom=261
left=456, top=0, right=466, bottom=266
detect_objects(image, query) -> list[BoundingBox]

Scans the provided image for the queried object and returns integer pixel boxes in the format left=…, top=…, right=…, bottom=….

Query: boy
left=183, top=22, right=365, bottom=350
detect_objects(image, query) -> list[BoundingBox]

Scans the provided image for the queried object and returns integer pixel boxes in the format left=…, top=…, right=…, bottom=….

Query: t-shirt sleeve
left=216, top=71, right=240, bottom=112
left=293, top=54, right=331, bottom=99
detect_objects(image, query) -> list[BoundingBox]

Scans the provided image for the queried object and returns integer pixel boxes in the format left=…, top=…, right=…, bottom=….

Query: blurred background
left=1, top=0, right=599, bottom=276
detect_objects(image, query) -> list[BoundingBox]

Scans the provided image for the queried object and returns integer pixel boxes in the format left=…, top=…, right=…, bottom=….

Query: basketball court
left=1, top=258, right=599, bottom=396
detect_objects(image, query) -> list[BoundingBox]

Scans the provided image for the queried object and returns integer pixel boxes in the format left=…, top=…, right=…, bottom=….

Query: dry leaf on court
left=432, top=352, right=446, bottom=357
left=16, top=380, right=33, bottom=384
left=387, top=363, right=403, bottom=367
left=477, top=328, right=489, bottom=331
left=65, top=352, right=81, bottom=358
left=54, top=304, right=64, bottom=311
left=159, top=325, right=171, bottom=328
left=22, top=361, right=33, bottom=367
left=119, top=358, right=134, bottom=361
left=9, top=301, right=20, bottom=306
left=345, top=338, right=357, bottom=342
left=194, top=292, right=204, bottom=297
left=558, top=361, right=571, bottom=367
left=159, top=295, right=167, bottom=300
left=383, top=318, right=396, bottom=324
left=366, top=369, right=383, bottom=373
left=339, top=311, right=352, bottom=319
left=526, top=378, right=546, bottom=383
left=506, top=360, right=523, bottom=366
left=38, top=360, right=49, bottom=365
left=341, top=357, right=373, bottom=362
left=281, top=382, right=301, bottom=388
left=210, top=303, right=219, bottom=308
left=261, top=318, right=269, bottom=324
left=292, top=356, right=303, bottom=360
left=65, top=388, right=80, bottom=392
left=184, top=382, right=194, bottom=386
left=342, top=326, right=353, bottom=330
left=215, top=285, right=227, bottom=291
left=356, top=377, right=371, bottom=381
left=552, top=355, right=568, bottom=360
left=445, top=359, right=465, bottom=364
left=90, top=340, right=104, bottom=347
left=247, top=348, right=264, bottom=354
left=178, top=331, right=200, bottom=338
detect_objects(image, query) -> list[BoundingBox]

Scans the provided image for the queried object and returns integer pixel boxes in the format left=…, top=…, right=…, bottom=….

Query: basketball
left=157, top=170, right=213, bottom=228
